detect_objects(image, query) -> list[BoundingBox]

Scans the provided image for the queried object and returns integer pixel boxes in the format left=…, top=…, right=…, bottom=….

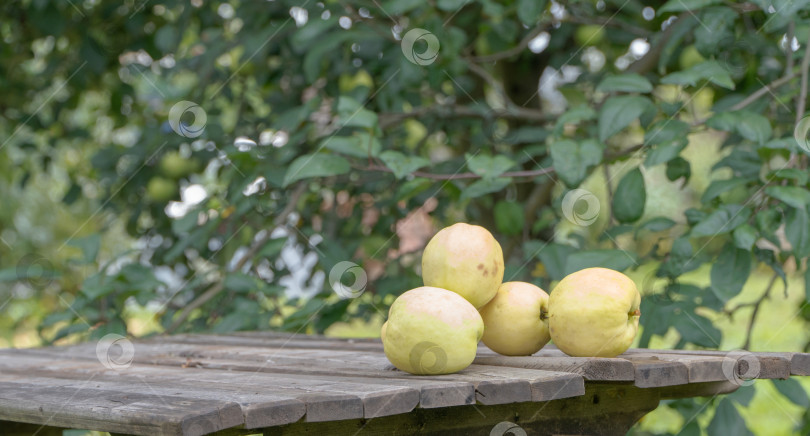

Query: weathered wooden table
left=0, top=332, right=807, bottom=436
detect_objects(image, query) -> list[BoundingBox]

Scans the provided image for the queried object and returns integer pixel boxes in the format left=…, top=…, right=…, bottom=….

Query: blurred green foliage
left=2, top=0, right=810, bottom=434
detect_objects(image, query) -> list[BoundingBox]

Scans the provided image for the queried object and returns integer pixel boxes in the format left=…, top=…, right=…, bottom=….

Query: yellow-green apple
left=548, top=267, right=641, bottom=357
left=382, top=286, right=484, bottom=375
left=479, top=282, right=550, bottom=356
left=421, top=223, right=504, bottom=308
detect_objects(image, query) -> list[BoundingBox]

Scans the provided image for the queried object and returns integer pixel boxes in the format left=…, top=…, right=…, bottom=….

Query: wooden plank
left=0, top=354, right=418, bottom=422
left=501, top=346, right=690, bottom=387
left=0, top=370, right=305, bottom=429
left=622, top=348, right=793, bottom=379
left=272, top=382, right=661, bottom=436
left=152, top=333, right=384, bottom=352
left=473, top=355, right=635, bottom=382
left=7, top=345, right=584, bottom=406
left=0, top=381, right=243, bottom=436
left=623, top=353, right=730, bottom=383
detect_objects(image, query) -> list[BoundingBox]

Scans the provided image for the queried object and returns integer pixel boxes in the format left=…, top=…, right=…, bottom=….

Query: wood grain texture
left=623, top=348, right=792, bottom=380
left=473, top=355, right=635, bottom=381
left=6, top=345, right=583, bottom=405
left=0, top=381, right=243, bottom=436
left=0, top=354, right=419, bottom=422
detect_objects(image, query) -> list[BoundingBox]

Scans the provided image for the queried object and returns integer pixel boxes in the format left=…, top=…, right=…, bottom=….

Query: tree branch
left=379, top=104, right=551, bottom=129
left=729, top=72, right=796, bottom=111
left=469, top=25, right=547, bottom=63
left=742, top=273, right=779, bottom=350
left=164, top=182, right=308, bottom=334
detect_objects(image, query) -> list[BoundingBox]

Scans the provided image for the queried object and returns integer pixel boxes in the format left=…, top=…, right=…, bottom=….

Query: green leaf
left=460, top=177, right=511, bottom=200
left=637, top=217, right=676, bottom=234
left=735, top=112, right=772, bottom=144
left=613, top=168, right=646, bottom=223
left=732, top=224, right=758, bottom=250
left=707, top=399, right=753, bottom=436
left=534, top=242, right=575, bottom=281
left=337, top=97, right=378, bottom=129
left=379, top=151, right=431, bottom=179
left=644, top=138, right=688, bottom=167
left=549, top=139, right=602, bottom=187
left=765, top=186, right=810, bottom=209
left=596, top=74, right=653, bottom=93
left=466, top=154, right=516, bottom=179
left=320, top=132, right=381, bottom=158
left=701, top=177, right=749, bottom=203
left=694, top=7, right=736, bottom=56
left=283, top=154, right=351, bottom=186
left=661, top=60, right=735, bottom=90
left=517, top=0, right=547, bottom=26
left=712, top=149, right=762, bottom=178
left=710, top=243, right=751, bottom=302
left=660, top=0, right=722, bottom=13
left=68, top=234, right=102, bottom=264
left=598, top=95, right=654, bottom=142
left=666, top=157, right=691, bottom=181
left=564, top=249, right=638, bottom=276
left=691, top=205, right=751, bottom=237
left=771, top=379, right=810, bottom=407
left=768, top=168, right=809, bottom=185
left=553, top=106, right=596, bottom=136
left=224, top=273, right=257, bottom=293
left=494, top=201, right=525, bottom=236
left=644, top=120, right=690, bottom=146
left=785, top=206, right=810, bottom=258
left=674, top=311, right=722, bottom=347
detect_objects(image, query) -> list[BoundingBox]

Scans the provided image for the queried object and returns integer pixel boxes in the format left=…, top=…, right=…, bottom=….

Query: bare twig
left=379, top=104, right=551, bottom=129
left=602, top=164, right=616, bottom=226
left=742, top=273, right=779, bottom=350
left=729, top=72, right=797, bottom=111
left=165, top=183, right=308, bottom=333
left=362, top=164, right=555, bottom=180
left=469, top=25, right=547, bottom=63
left=786, top=21, right=795, bottom=76
left=795, top=32, right=810, bottom=124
